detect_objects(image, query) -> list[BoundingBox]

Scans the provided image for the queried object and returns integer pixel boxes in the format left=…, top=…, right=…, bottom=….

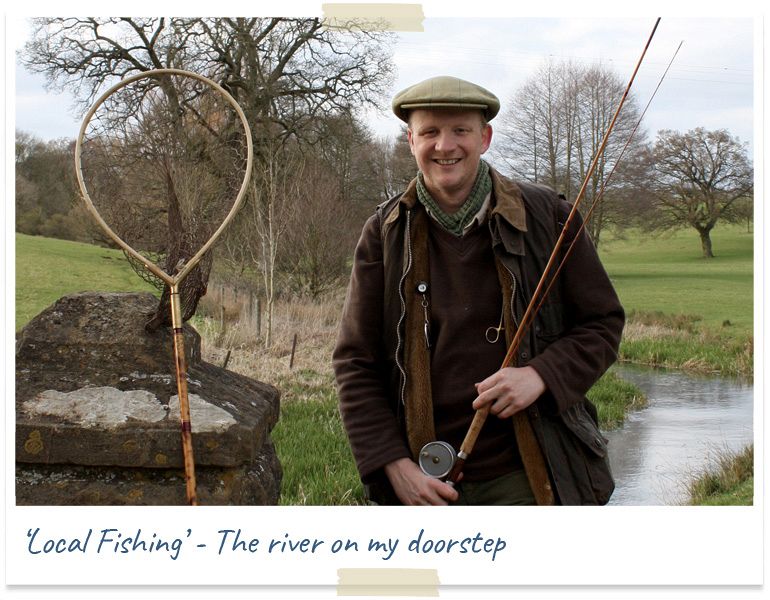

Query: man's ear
left=407, top=128, right=416, bottom=156
left=481, top=124, right=493, bottom=153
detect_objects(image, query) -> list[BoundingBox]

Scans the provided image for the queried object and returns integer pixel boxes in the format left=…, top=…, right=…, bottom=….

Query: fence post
left=255, top=297, right=262, bottom=338
left=289, top=333, right=298, bottom=369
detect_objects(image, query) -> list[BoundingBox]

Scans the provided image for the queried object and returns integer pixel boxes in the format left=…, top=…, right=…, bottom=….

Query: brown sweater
left=426, top=219, right=521, bottom=480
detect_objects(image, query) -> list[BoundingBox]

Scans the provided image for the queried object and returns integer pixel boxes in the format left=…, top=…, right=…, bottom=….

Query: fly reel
left=418, top=441, right=457, bottom=479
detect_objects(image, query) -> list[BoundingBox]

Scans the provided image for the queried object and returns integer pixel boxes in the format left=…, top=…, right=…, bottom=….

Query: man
left=333, top=76, right=624, bottom=505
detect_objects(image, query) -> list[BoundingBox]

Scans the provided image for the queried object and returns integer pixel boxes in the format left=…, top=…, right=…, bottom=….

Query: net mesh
left=78, top=71, right=250, bottom=330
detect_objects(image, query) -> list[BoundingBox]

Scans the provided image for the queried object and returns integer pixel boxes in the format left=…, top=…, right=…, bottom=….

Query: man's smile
left=434, top=158, right=461, bottom=165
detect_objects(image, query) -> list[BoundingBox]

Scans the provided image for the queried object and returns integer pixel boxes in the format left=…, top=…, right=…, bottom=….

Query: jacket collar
left=398, top=177, right=419, bottom=209
left=382, top=177, right=418, bottom=231
left=387, top=166, right=527, bottom=228
left=489, top=168, right=528, bottom=233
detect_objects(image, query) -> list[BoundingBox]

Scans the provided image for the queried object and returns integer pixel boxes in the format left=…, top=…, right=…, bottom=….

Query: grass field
left=600, top=224, right=753, bottom=334
left=17, top=226, right=754, bottom=334
left=15, top=233, right=156, bottom=330
left=600, top=225, right=754, bottom=376
left=15, top=227, right=754, bottom=505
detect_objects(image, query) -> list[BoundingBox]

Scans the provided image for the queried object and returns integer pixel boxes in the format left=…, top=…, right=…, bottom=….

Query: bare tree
left=309, top=113, right=383, bottom=205
left=218, top=134, right=302, bottom=348
left=21, top=17, right=395, bottom=326
left=571, top=65, right=643, bottom=246
left=493, top=60, right=645, bottom=247
left=494, top=60, right=571, bottom=189
left=646, top=128, right=753, bottom=258
left=218, top=110, right=386, bottom=344
left=23, top=18, right=394, bottom=123
left=372, top=126, right=416, bottom=200
left=278, top=157, right=367, bottom=298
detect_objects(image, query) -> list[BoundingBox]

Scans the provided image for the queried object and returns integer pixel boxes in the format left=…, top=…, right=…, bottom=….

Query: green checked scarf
left=416, top=160, right=492, bottom=236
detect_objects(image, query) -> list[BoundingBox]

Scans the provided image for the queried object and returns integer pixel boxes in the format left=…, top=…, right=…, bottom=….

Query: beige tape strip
left=322, top=3, right=424, bottom=32
left=337, top=568, right=439, bottom=596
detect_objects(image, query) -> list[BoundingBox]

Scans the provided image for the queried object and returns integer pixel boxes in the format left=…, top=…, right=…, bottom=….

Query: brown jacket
left=333, top=168, right=624, bottom=505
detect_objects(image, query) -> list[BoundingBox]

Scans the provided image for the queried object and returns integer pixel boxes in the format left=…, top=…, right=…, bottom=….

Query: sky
left=10, top=13, right=756, bottom=157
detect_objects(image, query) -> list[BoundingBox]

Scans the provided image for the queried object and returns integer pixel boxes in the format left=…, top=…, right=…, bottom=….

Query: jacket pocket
left=534, top=302, right=566, bottom=349
left=541, top=401, right=614, bottom=505
left=562, top=400, right=609, bottom=458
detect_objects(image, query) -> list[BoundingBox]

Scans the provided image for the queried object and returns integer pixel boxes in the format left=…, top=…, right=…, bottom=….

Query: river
left=603, top=364, right=754, bottom=505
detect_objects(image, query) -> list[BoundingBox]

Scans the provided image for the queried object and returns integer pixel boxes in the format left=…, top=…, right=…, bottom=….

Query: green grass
left=688, top=445, right=753, bottom=506
left=599, top=225, right=753, bottom=376
left=270, top=369, right=367, bottom=505
left=600, top=225, right=753, bottom=334
left=695, top=478, right=754, bottom=506
left=15, top=230, right=752, bottom=505
left=15, top=233, right=156, bottom=330
left=588, top=370, right=648, bottom=429
left=269, top=368, right=645, bottom=505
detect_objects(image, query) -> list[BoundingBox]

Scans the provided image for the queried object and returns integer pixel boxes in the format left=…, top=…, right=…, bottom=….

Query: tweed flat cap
left=392, top=75, right=500, bottom=122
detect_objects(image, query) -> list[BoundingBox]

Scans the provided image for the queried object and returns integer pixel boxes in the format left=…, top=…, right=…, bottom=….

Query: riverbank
left=619, top=310, right=752, bottom=377
left=688, top=445, right=753, bottom=506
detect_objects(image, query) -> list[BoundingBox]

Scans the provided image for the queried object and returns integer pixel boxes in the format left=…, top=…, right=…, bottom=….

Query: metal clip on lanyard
left=485, top=304, right=505, bottom=344
left=417, top=281, right=430, bottom=349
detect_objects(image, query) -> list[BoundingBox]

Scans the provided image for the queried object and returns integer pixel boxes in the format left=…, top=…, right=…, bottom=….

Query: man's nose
left=434, top=131, right=457, bottom=152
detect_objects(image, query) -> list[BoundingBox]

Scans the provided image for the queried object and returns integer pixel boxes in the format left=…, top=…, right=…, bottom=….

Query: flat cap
left=392, top=75, right=500, bottom=123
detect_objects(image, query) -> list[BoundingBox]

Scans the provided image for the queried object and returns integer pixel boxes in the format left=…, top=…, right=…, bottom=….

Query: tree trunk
left=699, top=228, right=715, bottom=258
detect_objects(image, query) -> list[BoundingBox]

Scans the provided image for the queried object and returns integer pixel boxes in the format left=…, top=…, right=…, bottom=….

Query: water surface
left=604, top=364, right=753, bottom=505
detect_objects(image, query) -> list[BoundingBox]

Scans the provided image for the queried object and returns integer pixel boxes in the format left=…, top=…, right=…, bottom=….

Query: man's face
left=407, top=109, right=492, bottom=210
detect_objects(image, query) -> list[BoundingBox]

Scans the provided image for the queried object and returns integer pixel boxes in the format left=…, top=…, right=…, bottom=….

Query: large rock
left=16, top=292, right=282, bottom=505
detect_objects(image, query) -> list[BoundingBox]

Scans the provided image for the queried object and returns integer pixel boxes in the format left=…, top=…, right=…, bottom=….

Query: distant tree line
left=15, top=132, right=91, bottom=242
left=16, top=18, right=753, bottom=340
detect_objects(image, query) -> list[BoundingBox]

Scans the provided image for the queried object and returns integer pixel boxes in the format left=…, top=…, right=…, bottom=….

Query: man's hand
left=472, top=366, right=546, bottom=419
left=384, top=458, right=459, bottom=505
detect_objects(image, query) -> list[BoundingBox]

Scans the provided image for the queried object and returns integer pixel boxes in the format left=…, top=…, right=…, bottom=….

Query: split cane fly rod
left=418, top=18, right=662, bottom=487
left=75, top=69, right=253, bottom=505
